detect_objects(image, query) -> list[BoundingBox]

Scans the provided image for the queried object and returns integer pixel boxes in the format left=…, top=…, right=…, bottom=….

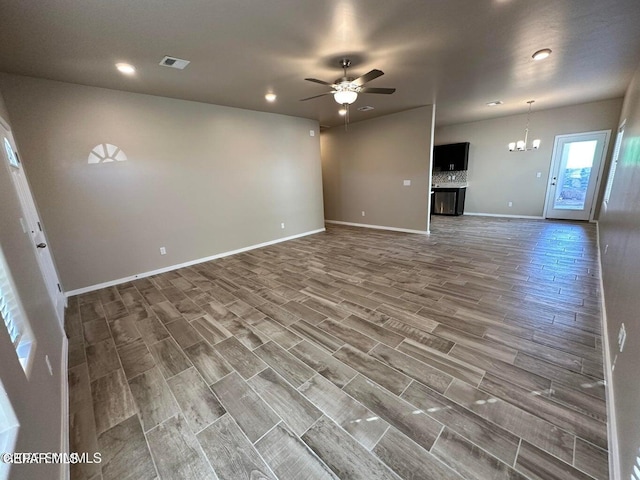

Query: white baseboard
left=325, top=220, right=428, bottom=235
left=596, top=223, right=620, bottom=480
left=65, top=228, right=325, bottom=297
left=60, top=335, right=69, bottom=480
left=463, top=212, right=545, bottom=220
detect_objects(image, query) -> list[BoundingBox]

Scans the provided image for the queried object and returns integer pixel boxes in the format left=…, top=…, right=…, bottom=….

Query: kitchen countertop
left=431, top=182, right=468, bottom=188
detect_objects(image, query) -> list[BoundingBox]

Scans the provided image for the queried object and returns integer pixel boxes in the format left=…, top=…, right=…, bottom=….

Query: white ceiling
left=0, top=0, right=639, bottom=127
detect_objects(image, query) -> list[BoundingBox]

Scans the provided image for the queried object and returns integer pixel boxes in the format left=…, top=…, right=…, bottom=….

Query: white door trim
left=542, top=130, right=611, bottom=221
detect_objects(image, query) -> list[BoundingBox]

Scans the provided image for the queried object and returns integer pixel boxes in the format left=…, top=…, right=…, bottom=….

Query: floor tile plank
left=343, top=375, right=443, bottom=452
left=211, top=371, right=280, bottom=442
left=198, top=414, right=276, bottom=480
left=167, top=367, right=226, bottom=432
left=128, top=366, right=180, bottom=432
left=302, top=416, right=402, bottom=480
left=146, top=414, right=217, bottom=479
left=254, top=341, right=316, bottom=388
left=290, top=340, right=358, bottom=388
left=97, top=415, right=156, bottom=480
left=432, top=428, right=528, bottom=480
left=255, top=423, right=338, bottom=480
left=183, top=341, right=234, bottom=385
left=334, top=345, right=411, bottom=396
left=248, top=368, right=322, bottom=436
left=212, top=336, right=267, bottom=379
left=515, top=440, right=594, bottom=480
left=300, top=374, right=388, bottom=450
left=373, top=427, right=463, bottom=480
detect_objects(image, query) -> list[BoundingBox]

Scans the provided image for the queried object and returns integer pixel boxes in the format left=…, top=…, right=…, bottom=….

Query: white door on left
left=0, top=120, right=65, bottom=325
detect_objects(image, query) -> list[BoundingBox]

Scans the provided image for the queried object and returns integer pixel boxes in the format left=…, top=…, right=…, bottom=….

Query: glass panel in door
left=553, top=140, right=597, bottom=210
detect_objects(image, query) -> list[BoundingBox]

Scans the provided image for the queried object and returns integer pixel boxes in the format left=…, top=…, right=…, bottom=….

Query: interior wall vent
left=159, top=56, right=190, bottom=70
left=357, top=105, right=374, bottom=112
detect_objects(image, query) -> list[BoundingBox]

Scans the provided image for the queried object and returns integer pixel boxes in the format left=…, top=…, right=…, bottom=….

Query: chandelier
left=508, top=100, right=541, bottom=151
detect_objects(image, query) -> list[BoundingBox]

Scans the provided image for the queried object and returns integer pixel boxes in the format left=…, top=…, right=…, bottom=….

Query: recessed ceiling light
left=486, top=101, right=503, bottom=107
left=115, top=63, right=136, bottom=75
left=338, top=108, right=347, bottom=116
left=532, top=48, right=552, bottom=61
left=265, top=93, right=277, bottom=102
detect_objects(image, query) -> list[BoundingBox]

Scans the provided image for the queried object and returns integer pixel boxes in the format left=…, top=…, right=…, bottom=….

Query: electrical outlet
left=508, top=201, right=513, bottom=207
left=536, top=172, right=542, bottom=178
left=281, top=223, right=285, bottom=229
left=361, top=211, right=366, bottom=217
left=160, top=247, right=167, bottom=255
left=618, top=323, right=627, bottom=352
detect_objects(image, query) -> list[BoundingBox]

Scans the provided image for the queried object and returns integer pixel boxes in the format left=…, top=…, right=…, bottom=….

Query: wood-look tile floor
left=66, top=216, right=609, bottom=480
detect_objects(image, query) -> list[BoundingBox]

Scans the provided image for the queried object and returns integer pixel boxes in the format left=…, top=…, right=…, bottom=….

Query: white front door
left=0, top=120, right=66, bottom=324
left=544, top=130, right=610, bottom=221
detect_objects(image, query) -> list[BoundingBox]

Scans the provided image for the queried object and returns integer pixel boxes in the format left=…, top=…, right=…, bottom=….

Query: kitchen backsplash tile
left=432, top=171, right=467, bottom=184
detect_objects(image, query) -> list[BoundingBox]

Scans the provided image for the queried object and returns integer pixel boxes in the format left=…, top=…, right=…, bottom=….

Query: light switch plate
left=309, top=130, right=315, bottom=137
left=403, top=180, right=411, bottom=186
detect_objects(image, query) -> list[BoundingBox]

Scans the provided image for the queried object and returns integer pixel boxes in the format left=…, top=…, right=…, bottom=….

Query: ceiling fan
left=300, top=58, right=396, bottom=106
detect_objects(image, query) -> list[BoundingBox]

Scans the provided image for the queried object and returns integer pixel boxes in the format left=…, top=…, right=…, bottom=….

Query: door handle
left=36, top=243, right=47, bottom=249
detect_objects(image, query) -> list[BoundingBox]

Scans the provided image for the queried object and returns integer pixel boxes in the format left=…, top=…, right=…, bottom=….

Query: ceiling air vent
left=357, top=105, right=374, bottom=112
left=159, top=56, right=190, bottom=70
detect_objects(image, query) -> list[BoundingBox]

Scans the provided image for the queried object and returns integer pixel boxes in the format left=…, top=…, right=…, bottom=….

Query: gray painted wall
left=321, top=106, right=434, bottom=232
left=0, top=75, right=325, bottom=291
left=599, top=61, right=640, bottom=479
left=435, top=98, right=623, bottom=217
left=0, top=90, right=65, bottom=479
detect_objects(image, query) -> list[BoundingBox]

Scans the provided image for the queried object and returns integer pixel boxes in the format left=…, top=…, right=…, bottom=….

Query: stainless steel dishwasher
left=432, top=187, right=466, bottom=215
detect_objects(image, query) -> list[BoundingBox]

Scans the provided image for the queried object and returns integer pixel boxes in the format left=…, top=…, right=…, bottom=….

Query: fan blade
left=359, top=87, right=396, bottom=94
left=299, top=92, right=333, bottom=101
left=352, top=69, right=384, bottom=86
left=305, top=78, right=336, bottom=87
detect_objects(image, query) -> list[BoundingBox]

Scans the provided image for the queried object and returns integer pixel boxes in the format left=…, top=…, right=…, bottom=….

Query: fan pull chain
left=344, top=103, right=349, bottom=131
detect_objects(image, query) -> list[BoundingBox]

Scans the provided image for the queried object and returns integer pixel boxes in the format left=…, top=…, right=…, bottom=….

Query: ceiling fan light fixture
left=532, top=48, right=552, bottom=61
left=338, top=108, right=347, bottom=116
left=334, top=89, right=358, bottom=105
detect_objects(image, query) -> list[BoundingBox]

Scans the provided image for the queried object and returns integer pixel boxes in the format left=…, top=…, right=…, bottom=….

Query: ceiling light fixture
left=486, top=101, right=503, bottom=107
left=265, top=93, right=277, bottom=102
left=115, top=63, right=136, bottom=75
left=338, top=108, right=347, bottom=116
left=334, top=88, right=358, bottom=105
left=532, top=48, right=552, bottom=61
left=509, top=100, right=541, bottom=152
